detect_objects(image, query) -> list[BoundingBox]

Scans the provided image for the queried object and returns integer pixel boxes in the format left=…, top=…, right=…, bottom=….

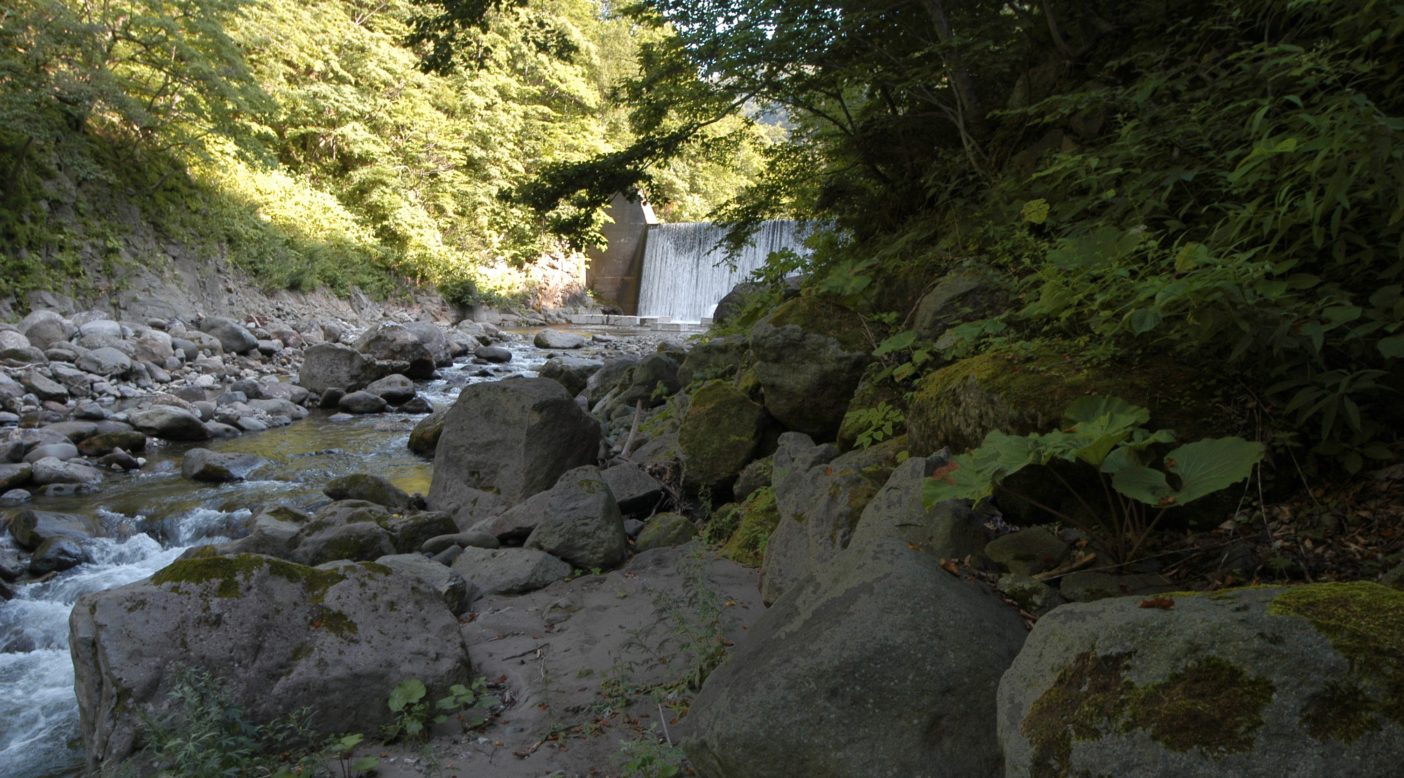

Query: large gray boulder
left=19, top=311, right=74, bottom=350
left=533, top=329, right=586, bottom=349
left=748, top=298, right=871, bottom=440
left=31, top=456, right=102, bottom=486
left=324, top=473, right=412, bottom=510
left=682, top=537, right=1027, bottom=777
left=998, top=582, right=1404, bottom=778
left=198, top=316, right=258, bottom=355
left=127, top=406, right=211, bottom=441
left=428, top=378, right=600, bottom=511
left=600, top=463, right=667, bottom=517
left=450, top=546, right=572, bottom=595
left=7, top=509, right=97, bottom=549
left=181, top=448, right=266, bottom=482
left=402, top=321, right=452, bottom=366
left=376, top=553, right=474, bottom=616
left=70, top=553, right=471, bottom=771
left=298, top=343, right=383, bottom=395
left=76, top=346, right=132, bottom=377
left=760, top=433, right=903, bottom=604
left=846, top=455, right=989, bottom=556
left=538, top=356, right=604, bottom=397
left=356, top=323, right=435, bottom=379
left=523, top=466, right=628, bottom=569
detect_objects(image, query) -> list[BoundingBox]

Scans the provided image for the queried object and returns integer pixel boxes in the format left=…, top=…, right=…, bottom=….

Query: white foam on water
left=636, top=220, right=811, bottom=323
left=0, top=522, right=228, bottom=777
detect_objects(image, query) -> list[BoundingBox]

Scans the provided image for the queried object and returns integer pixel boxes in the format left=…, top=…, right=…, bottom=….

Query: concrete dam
left=586, top=195, right=811, bottom=323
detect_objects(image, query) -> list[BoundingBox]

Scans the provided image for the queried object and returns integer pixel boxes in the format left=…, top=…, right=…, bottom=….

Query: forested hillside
left=454, top=0, right=1404, bottom=480
left=0, top=0, right=771, bottom=307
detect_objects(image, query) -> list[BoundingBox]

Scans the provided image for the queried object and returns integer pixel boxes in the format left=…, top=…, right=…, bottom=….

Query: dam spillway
left=634, top=220, right=810, bottom=323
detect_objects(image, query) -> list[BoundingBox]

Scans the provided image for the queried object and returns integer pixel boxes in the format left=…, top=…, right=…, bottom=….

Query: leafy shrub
left=925, top=397, right=1264, bottom=562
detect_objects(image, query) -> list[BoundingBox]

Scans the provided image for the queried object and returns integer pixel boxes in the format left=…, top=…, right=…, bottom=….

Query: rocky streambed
left=0, top=302, right=688, bottom=776
left=5, top=289, right=1403, bottom=778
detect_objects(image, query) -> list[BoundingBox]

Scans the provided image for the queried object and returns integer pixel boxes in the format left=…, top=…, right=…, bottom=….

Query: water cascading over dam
left=635, top=220, right=810, bottom=322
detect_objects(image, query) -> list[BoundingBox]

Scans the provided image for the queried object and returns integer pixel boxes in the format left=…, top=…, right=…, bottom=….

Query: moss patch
left=720, top=487, right=781, bottom=568
left=679, top=380, right=766, bottom=490
left=151, top=555, right=345, bottom=601
left=1270, top=582, right=1404, bottom=738
left=762, top=296, right=870, bottom=353
left=314, top=608, right=359, bottom=638
left=1127, top=657, right=1273, bottom=754
left=1023, top=651, right=1135, bottom=778
left=907, top=344, right=1226, bottom=455
left=1022, top=650, right=1274, bottom=777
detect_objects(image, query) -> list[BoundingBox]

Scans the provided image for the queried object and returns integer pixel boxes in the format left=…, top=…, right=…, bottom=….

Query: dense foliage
left=431, top=0, right=1401, bottom=471
left=0, top=0, right=771, bottom=306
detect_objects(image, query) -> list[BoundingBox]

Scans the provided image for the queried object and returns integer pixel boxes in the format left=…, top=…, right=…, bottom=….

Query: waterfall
left=635, top=220, right=809, bottom=322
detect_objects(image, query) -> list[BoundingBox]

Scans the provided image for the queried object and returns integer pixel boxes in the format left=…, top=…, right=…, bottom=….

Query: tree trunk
left=918, top=0, right=991, bottom=140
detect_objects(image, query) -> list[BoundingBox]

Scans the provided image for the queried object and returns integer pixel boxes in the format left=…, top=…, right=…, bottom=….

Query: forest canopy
left=0, top=0, right=773, bottom=304
left=414, top=0, right=1404, bottom=470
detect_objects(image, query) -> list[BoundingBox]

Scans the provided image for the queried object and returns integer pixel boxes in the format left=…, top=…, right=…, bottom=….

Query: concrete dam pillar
left=585, top=193, right=657, bottom=315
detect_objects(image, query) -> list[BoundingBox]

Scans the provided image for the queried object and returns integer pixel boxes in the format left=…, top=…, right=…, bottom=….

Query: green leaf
left=388, top=679, right=426, bottom=712
left=351, top=756, right=379, bottom=772
left=873, top=330, right=917, bottom=356
left=1163, top=438, right=1264, bottom=504
left=1021, top=198, right=1050, bottom=224
left=1126, top=308, right=1162, bottom=335
left=1378, top=334, right=1404, bottom=359
left=1109, top=461, right=1174, bottom=505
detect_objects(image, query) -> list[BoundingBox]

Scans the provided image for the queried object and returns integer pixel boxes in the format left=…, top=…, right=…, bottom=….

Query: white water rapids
left=0, top=511, right=235, bottom=777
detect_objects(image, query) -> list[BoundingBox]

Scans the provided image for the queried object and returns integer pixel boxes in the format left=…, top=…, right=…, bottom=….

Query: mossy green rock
left=678, top=380, right=767, bottom=492
left=408, top=408, right=448, bottom=458
left=907, top=347, right=1225, bottom=455
left=749, top=297, right=872, bottom=440
left=718, top=487, right=781, bottom=568
left=70, top=554, right=471, bottom=772
left=634, top=513, right=698, bottom=552
left=998, top=583, right=1404, bottom=778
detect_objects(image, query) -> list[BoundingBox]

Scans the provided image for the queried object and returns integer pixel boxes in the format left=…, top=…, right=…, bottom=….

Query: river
left=0, top=340, right=548, bottom=777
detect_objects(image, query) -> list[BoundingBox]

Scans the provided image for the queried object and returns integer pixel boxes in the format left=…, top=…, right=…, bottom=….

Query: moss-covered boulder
left=408, top=408, right=448, bottom=458
left=748, top=297, right=872, bottom=440
left=634, top=512, right=698, bottom=552
left=910, top=266, right=1010, bottom=343
left=678, top=380, right=767, bottom=493
left=907, top=346, right=1225, bottom=455
left=678, top=335, right=749, bottom=386
left=70, top=553, right=471, bottom=772
left=998, top=583, right=1404, bottom=778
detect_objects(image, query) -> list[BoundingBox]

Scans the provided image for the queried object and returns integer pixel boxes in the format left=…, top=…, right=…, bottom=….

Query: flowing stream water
left=635, top=220, right=810, bottom=322
left=0, top=341, right=548, bottom=777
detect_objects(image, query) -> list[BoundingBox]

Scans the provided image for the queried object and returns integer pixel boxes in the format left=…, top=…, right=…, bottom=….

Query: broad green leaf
left=388, top=679, right=426, bottom=712
left=1378, top=334, right=1404, bottom=359
left=351, top=757, right=379, bottom=772
left=1127, top=308, right=1162, bottom=334
left=1162, top=437, right=1264, bottom=504
left=874, top=330, right=917, bottom=356
left=1109, top=462, right=1175, bottom=505
left=1021, top=198, right=1050, bottom=224
left=1060, top=397, right=1151, bottom=466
